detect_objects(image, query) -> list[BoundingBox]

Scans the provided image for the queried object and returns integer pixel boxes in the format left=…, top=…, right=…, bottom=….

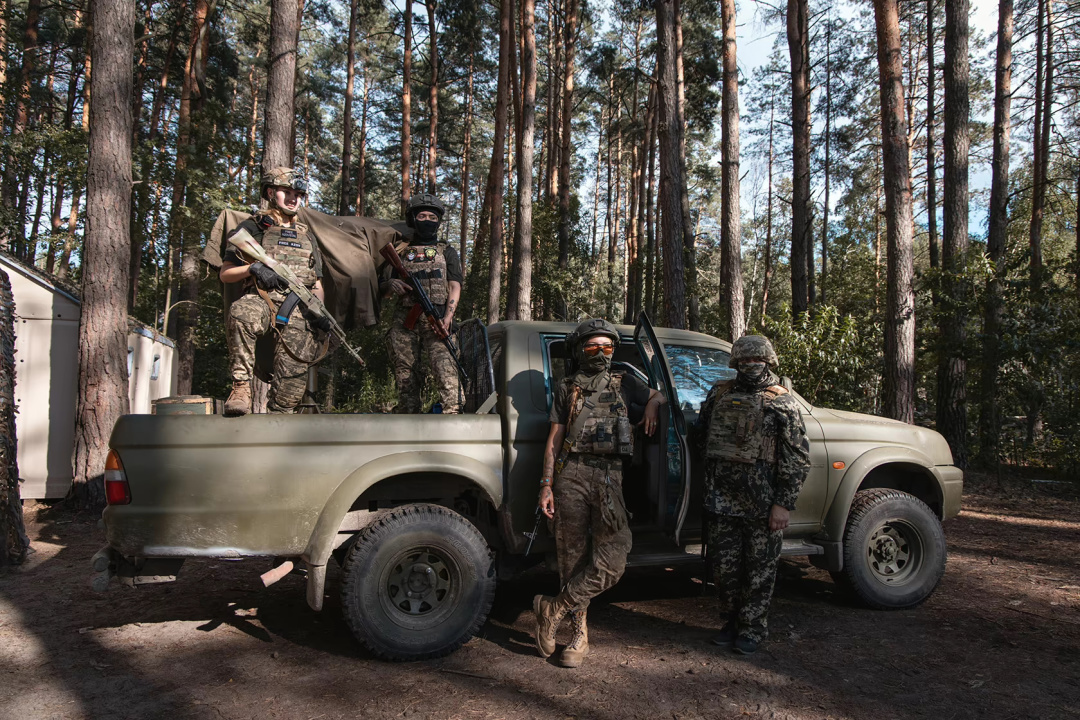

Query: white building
left=0, top=254, right=178, bottom=499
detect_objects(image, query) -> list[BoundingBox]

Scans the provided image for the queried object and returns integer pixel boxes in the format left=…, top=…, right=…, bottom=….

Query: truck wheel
left=837, top=488, right=947, bottom=610
left=340, top=503, right=495, bottom=661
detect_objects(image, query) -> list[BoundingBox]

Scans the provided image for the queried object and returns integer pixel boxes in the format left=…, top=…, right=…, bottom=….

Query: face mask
left=580, top=351, right=611, bottom=375
left=415, top=219, right=440, bottom=241
left=737, top=361, right=768, bottom=382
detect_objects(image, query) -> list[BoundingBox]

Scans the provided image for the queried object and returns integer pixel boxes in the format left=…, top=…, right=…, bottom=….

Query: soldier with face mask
left=696, top=335, right=811, bottom=655
left=219, top=167, right=330, bottom=416
left=381, top=194, right=464, bottom=413
left=533, top=319, right=666, bottom=668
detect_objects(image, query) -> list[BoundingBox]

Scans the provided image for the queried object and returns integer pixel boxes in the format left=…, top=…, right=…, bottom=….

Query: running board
left=782, top=539, right=825, bottom=556
left=626, top=550, right=702, bottom=568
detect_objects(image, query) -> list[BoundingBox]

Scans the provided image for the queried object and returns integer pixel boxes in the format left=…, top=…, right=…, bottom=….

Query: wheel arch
left=824, top=448, right=944, bottom=543
left=303, top=451, right=503, bottom=566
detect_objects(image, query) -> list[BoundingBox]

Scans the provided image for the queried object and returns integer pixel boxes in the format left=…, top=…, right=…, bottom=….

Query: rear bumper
left=934, top=465, right=964, bottom=519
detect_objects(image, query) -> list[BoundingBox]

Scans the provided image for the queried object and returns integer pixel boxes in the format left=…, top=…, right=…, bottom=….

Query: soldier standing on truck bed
left=696, top=334, right=811, bottom=655
left=534, top=318, right=666, bottom=668
left=220, top=167, right=332, bottom=416
left=380, top=193, right=463, bottom=414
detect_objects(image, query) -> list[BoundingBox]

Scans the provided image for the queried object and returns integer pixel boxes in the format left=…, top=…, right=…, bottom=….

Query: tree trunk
left=873, top=0, right=916, bottom=425
left=937, top=0, right=969, bottom=468
left=674, top=0, right=698, bottom=330
left=506, top=0, right=536, bottom=321
left=401, top=0, right=413, bottom=211
left=0, top=268, right=27, bottom=565
left=821, top=16, right=830, bottom=305
left=458, top=58, right=474, bottom=264
left=339, top=0, right=357, bottom=215
left=760, top=96, right=775, bottom=327
left=487, top=0, right=512, bottom=324
left=719, top=0, right=744, bottom=342
left=264, top=0, right=299, bottom=173
left=169, top=0, right=210, bottom=396
left=426, top=0, right=438, bottom=193
left=555, top=0, right=579, bottom=297
left=787, top=0, right=810, bottom=317
left=355, top=67, right=369, bottom=214
left=2, top=0, right=41, bottom=248
left=1029, top=0, right=1052, bottom=293
left=644, top=91, right=658, bottom=320
left=655, top=0, right=686, bottom=329
left=979, top=0, right=1011, bottom=465
left=72, top=0, right=134, bottom=510
left=926, top=0, right=939, bottom=274
left=544, top=0, right=560, bottom=202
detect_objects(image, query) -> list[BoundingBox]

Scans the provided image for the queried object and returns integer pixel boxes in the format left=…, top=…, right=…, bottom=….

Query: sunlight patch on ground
left=960, top=509, right=1080, bottom=532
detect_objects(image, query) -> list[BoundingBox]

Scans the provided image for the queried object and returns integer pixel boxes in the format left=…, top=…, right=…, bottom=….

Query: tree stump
left=0, top=268, right=29, bottom=566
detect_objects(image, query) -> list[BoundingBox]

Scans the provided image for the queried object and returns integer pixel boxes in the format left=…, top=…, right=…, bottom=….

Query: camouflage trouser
left=709, top=514, right=782, bottom=642
left=386, top=305, right=461, bottom=414
left=227, top=293, right=320, bottom=414
left=553, top=455, right=633, bottom=610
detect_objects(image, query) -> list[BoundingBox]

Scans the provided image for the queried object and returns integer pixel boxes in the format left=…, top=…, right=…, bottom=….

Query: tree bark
left=72, top=0, right=133, bottom=510
left=264, top=0, right=299, bottom=173
left=426, top=0, right=438, bottom=194
left=644, top=91, right=658, bottom=320
left=655, top=0, right=686, bottom=329
left=873, top=0, right=916, bottom=425
left=674, top=0, right=698, bottom=330
left=760, top=96, right=775, bottom=326
left=787, top=0, right=810, bottom=317
left=937, top=0, right=969, bottom=467
left=555, top=0, right=579, bottom=295
left=719, top=0, right=744, bottom=342
left=458, top=58, right=474, bottom=264
left=355, top=67, right=369, bottom=214
left=926, top=0, right=939, bottom=274
left=821, top=16, right=830, bottom=305
left=2, top=0, right=41, bottom=248
left=979, top=0, right=1011, bottom=465
left=339, top=0, right=357, bottom=215
left=506, top=0, right=536, bottom=320
left=401, top=0, right=413, bottom=211
left=1029, top=0, right=1052, bottom=293
left=487, top=0, right=512, bottom=324
left=0, top=268, right=27, bottom=565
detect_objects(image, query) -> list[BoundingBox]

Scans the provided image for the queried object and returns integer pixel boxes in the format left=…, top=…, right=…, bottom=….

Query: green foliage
left=762, top=304, right=880, bottom=412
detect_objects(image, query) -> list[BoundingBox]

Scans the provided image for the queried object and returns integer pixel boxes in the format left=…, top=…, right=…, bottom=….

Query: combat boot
left=533, top=594, right=570, bottom=658
left=224, top=381, right=252, bottom=416
left=558, top=608, right=589, bottom=668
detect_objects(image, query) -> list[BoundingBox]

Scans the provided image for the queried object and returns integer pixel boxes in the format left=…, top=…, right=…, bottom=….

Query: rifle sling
left=555, top=375, right=612, bottom=478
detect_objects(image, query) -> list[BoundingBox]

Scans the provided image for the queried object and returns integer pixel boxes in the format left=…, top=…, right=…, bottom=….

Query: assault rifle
left=227, top=228, right=366, bottom=368
left=379, top=243, right=467, bottom=382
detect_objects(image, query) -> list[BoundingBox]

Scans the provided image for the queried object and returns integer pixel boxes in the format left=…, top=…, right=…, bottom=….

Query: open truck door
left=634, top=312, right=693, bottom=544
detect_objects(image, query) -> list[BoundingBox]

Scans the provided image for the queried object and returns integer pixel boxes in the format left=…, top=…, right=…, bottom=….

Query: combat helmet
left=728, top=335, right=779, bottom=368
left=405, top=193, right=446, bottom=227
left=260, top=166, right=308, bottom=195
left=567, top=318, right=621, bottom=350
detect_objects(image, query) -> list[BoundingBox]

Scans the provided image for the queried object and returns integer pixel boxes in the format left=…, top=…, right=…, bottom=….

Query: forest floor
left=1, top=473, right=1078, bottom=720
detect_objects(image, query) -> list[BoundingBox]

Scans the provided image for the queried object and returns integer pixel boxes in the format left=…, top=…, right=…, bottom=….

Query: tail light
left=104, top=450, right=131, bottom=505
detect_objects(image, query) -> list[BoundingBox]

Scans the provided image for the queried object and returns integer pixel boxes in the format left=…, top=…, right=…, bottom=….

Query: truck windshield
left=662, top=344, right=734, bottom=416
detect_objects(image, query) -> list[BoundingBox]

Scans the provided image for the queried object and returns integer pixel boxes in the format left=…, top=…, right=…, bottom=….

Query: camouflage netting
left=0, top=267, right=27, bottom=566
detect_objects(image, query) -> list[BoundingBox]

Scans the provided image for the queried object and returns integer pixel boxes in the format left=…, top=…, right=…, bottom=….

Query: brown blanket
left=203, top=207, right=406, bottom=328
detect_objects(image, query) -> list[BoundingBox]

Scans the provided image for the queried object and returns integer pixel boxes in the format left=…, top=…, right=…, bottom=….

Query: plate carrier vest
left=400, top=242, right=449, bottom=305
left=565, top=374, right=634, bottom=456
left=705, top=380, right=788, bottom=464
left=256, top=221, right=317, bottom=300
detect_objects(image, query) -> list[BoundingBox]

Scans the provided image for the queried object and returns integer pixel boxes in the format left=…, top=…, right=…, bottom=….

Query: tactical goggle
left=582, top=343, right=615, bottom=356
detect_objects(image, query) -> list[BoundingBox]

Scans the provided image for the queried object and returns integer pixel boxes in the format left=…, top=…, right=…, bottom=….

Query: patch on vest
left=280, top=229, right=298, bottom=238
left=278, top=240, right=303, bottom=249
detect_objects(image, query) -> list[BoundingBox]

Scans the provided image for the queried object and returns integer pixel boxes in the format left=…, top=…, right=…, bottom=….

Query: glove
left=249, top=262, right=287, bottom=291
left=305, top=310, right=333, bottom=333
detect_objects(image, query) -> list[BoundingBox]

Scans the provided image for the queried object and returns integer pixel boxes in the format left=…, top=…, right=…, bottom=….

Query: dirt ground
left=2, top=474, right=1078, bottom=720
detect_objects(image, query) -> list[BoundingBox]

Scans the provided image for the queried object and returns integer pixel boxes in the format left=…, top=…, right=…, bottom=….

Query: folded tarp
left=203, top=207, right=407, bottom=328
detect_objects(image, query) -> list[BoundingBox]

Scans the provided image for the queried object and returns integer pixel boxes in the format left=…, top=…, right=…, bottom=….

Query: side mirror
left=781, top=375, right=793, bottom=391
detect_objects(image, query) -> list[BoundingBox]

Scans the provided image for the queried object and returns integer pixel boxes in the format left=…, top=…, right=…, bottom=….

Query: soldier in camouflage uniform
left=220, top=167, right=332, bottom=416
left=534, top=319, right=666, bottom=668
left=381, top=194, right=463, bottom=413
left=696, top=335, right=811, bottom=655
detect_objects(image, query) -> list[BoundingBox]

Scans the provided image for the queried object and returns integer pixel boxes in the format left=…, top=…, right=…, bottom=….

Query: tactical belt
left=275, top=292, right=301, bottom=326
left=574, top=454, right=623, bottom=471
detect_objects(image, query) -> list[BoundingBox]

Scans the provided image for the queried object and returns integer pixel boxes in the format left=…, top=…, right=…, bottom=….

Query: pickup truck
left=94, top=314, right=963, bottom=661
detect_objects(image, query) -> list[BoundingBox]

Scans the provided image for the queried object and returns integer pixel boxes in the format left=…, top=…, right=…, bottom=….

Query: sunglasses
left=582, top=343, right=615, bottom=356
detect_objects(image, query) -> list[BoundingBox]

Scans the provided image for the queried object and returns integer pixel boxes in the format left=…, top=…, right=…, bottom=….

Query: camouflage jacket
left=696, top=375, right=811, bottom=517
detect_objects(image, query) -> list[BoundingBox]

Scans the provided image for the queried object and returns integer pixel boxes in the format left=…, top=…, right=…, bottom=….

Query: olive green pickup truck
left=94, top=314, right=963, bottom=661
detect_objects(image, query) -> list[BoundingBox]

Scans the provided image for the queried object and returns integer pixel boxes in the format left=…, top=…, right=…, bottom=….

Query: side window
left=662, top=344, right=735, bottom=415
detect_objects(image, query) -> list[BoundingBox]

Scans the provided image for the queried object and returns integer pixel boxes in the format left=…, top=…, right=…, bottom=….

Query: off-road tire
left=837, top=488, right=947, bottom=610
left=340, top=503, right=496, bottom=661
